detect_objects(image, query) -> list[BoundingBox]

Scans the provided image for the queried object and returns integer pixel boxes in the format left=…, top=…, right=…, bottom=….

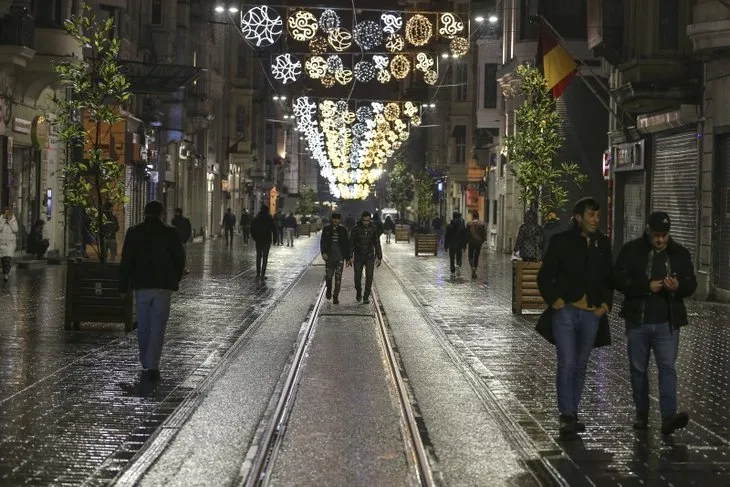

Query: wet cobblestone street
left=381, top=241, right=730, bottom=486
left=0, top=237, right=320, bottom=486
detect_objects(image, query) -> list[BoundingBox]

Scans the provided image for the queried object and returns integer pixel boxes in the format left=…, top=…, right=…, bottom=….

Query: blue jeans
left=553, top=304, right=600, bottom=415
left=627, top=322, right=679, bottom=418
left=135, top=289, right=173, bottom=370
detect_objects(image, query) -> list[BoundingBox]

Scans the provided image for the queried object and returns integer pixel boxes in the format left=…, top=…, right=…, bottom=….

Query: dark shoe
left=326, top=288, right=332, bottom=300
left=362, top=296, right=370, bottom=304
left=333, top=296, right=339, bottom=304
left=661, top=412, right=689, bottom=436
left=356, top=292, right=362, bottom=302
left=559, top=414, right=579, bottom=439
left=574, top=415, right=586, bottom=433
left=471, top=268, right=477, bottom=279
left=142, top=369, right=161, bottom=381
left=262, top=276, right=268, bottom=281
left=633, top=412, right=649, bottom=430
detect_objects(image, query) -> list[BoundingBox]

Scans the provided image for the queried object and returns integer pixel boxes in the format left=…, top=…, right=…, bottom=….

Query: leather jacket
left=350, top=221, right=383, bottom=260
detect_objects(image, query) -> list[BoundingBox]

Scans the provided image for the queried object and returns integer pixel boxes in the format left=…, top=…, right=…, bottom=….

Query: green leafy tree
left=504, top=64, right=586, bottom=218
left=386, top=160, right=414, bottom=219
left=54, top=5, right=131, bottom=263
left=414, top=173, right=436, bottom=228
left=298, top=187, right=317, bottom=215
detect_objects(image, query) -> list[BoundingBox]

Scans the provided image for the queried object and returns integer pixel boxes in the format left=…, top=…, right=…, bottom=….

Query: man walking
left=119, top=201, right=185, bottom=381
left=536, top=197, right=613, bottom=438
left=250, top=205, right=278, bottom=280
left=274, top=210, right=285, bottom=246
left=284, top=212, right=297, bottom=247
left=221, top=208, right=236, bottom=247
left=444, top=211, right=467, bottom=279
left=613, top=212, right=696, bottom=435
left=320, top=212, right=351, bottom=304
left=240, top=209, right=251, bottom=244
left=350, top=211, right=382, bottom=304
left=466, top=210, right=487, bottom=279
left=171, top=208, right=192, bottom=274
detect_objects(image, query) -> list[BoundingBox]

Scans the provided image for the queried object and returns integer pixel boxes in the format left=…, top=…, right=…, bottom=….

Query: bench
left=512, top=260, right=546, bottom=315
left=394, top=225, right=410, bottom=243
left=414, top=233, right=438, bottom=256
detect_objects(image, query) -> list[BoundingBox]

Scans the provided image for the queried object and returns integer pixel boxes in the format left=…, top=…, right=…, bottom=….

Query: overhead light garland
left=423, top=69, right=438, bottom=85
left=415, top=52, right=434, bottom=72
left=354, top=61, right=376, bottom=82
left=353, top=20, right=383, bottom=50
left=405, top=14, right=433, bottom=46
left=438, top=13, right=464, bottom=38
left=287, top=10, right=318, bottom=41
left=271, top=54, right=301, bottom=84
left=385, top=33, right=405, bottom=53
left=309, top=36, right=329, bottom=54
left=450, top=36, right=470, bottom=57
left=305, top=56, right=328, bottom=79
left=390, top=54, right=411, bottom=79
left=328, top=28, right=352, bottom=51
left=319, top=9, right=340, bottom=33
left=380, top=12, right=403, bottom=34
left=240, top=6, right=283, bottom=47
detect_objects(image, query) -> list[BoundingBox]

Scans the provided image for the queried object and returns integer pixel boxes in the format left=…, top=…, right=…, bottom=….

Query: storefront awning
left=119, top=61, right=206, bottom=94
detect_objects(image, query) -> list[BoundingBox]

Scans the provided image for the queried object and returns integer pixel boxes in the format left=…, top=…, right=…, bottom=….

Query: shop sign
left=613, top=139, right=645, bottom=172
left=13, top=118, right=31, bottom=135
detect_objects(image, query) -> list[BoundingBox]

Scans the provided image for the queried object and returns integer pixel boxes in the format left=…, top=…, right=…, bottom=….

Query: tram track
left=240, top=286, right=437, bottom=487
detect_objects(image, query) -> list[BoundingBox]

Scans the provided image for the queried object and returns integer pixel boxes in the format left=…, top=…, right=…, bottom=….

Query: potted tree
left=297, top=186, right=317, bottom=235
left=54, top=6, right=134, bottom=331
left=413, top=173, right=438, bottom=256
left=386, top=160, right=415, bottom=242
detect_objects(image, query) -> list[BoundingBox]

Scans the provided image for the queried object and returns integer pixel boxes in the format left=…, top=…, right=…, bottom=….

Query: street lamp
left=214, top=3, right=239, bottom=14
left=214, top=5, right=225, bottom=13
left=488, top=15, right=499, bottom=24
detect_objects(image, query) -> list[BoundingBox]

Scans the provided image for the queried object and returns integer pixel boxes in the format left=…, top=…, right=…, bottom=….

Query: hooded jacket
left=514, top=209, right=543, bottom=261
left=250, top=210, right=278, bottom=245
left=444, top=216, right=467, bottom=251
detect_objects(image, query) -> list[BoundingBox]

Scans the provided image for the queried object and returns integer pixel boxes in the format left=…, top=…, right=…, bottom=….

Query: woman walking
left=0, top=206, right=19, bottom=282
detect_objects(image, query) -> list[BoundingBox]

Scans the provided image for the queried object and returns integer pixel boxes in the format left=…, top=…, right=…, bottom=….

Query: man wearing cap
left=614, top=211, right=696, bottom=435
left=119, top=200, right=186, bottom=382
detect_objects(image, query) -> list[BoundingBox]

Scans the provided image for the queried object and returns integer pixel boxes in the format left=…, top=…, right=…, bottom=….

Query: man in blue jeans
left=614, top=212, right=696, bottom=435
left=119, top=201, right=185, bottom=381
left=537, top=197, right=614, bottom=438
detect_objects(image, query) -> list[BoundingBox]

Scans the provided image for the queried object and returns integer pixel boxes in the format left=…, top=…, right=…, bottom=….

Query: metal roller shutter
left=622, top=172, right=646, bottom=245
left=651, top=131, right=699, bottom=256
left=715, top=135, right=730, bottom=290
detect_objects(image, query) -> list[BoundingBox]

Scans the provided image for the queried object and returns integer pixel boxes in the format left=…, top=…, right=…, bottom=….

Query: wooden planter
left=64, top=260, right=136, bottom=332
left=394, top=225, right=410, bottom=243
left=298, top=223, right=311, bottom=237
left=414, top=233, right=438, bottom=256
left=512, top=260, right=546, bottom=315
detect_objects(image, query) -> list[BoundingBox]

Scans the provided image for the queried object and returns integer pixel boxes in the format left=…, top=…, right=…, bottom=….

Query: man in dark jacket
left=614, top=212, right=696, bottom=436
left=221, top=208, right=236, bottom=247
left=250, top=206, right=278, bottom=280
left=444, top=211, right=467, bottom=278
left=320, top=212, right=352, bottom=304
left=284, top=212, right=297, bottom=247
left=119, top=201, right=185, bottom=381
left=350, top=211, right=383, bottom=304
left=536, top=197, right=613, bottom=439
left=274, top=210, right=285, bottom=246
left=240, top=209, right=252, bottom=244
left=466, top=210, right=487, bottom=279
left=171, top=208, right=192, bottom=274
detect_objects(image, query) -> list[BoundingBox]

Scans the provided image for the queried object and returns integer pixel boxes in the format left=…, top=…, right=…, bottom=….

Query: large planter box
left=394, top=224, right=410, bottom=243
left=298, top=223, right=311, bottom=237
left=414, top=233, right=438, bottom=256
left=512, top=260, right=546, bottom=315
left=64, top=261, right=135, bottom=331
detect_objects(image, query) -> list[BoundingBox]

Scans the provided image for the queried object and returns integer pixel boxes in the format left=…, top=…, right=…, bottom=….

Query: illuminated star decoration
left=271, top=54, right=301, bottom=84
left=380, top=12, right=403, bottom=34
left=287, top=10, right=318, bottom=42
left=240, top=6, right=283, bottom=48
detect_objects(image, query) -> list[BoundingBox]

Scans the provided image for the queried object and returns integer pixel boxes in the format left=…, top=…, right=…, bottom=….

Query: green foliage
left=414, top=173, right=436, bottom=225
left=54, top=5, right=131, bottom=262
left=386, top=160, right=415, bottom=219
left=297, top=187, right=317, bottom=215
left=504, top=65, right=586, bottom=218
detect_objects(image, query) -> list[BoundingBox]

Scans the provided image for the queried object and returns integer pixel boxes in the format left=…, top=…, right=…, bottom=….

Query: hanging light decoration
left=410, top=115, right=422, bottom=126
left=385, top=33, right=405, bottom=52
left=305, top=56, right=328, bottom=79
left=356, top=106, right=373, bottom=122
left=344, top=111, right=356, bottom=124
left=240, top=6, right=284, bottom=48
left=415, top=52, right=434, bottom=72
left=309, top=36, right=329, bottom=54
left=353, top=20, right=383, bottom=50
left=372, top=55, right=389, bottom=71
left=438, top=13, right=464, bottom=39
left=423, top=69, right=438, bottom=85
left=321, top=75, right=336, bottom=88
left=377, top=70, right=391, bottom=83
left=384, top=103, right=400, bottom=121
left=405, top=14, right=433, bottom=46
left=354, top=60, right=376, bottom=82
left=326, top=55, right=344, bottom=73
left=270, top=54, right=302, bottom=84
left=319, top=9, right=340, bottom=33
left=450, top=36, right=470, bottom=56
left=328, top=28, right=352, bottom=51
left=380, top=12, right=403, bottom=34
left=403, top=101, right=418, bottom=117
left=287, top=10, right=318, bottom=42
left=335, top=69, right=353, bottom=85
left=390, top=54, right=411, bottom=79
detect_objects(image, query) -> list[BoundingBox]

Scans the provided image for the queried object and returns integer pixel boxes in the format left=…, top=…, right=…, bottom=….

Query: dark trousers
left=224, top=227, right=234, bottom=245
left=255, top=243, right=270, bottom=276
left=1, top=256, right=11, bottom=275
left=628, top=322, right=679, bottom=418
left=325, top=260, right=344, bottom=297
left=449, top=248, right=463, bottom=273
left=242, top=226, right=250, bottom=243
left=354, top=256, right=375, bottom=297
left=277, top=227, right=284, bottom=245
left=468, top=243, right=482, bottom=268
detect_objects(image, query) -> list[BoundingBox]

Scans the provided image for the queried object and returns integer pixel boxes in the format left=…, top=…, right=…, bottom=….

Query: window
left=237, top=43, right=248, bottom=76
left=483, top=64, right=498, bottom=108
left=266, top=123, right=273, bottom=144
left=236, top=107, right=246, bottom=139
left=151, top=0, right=162, bottom=25
left=658, top=0, right=679, bottom=50
left=454, top=125, right=466, bottom=164
left=33, top=0, right=63, bottom=27
left=544, top=0, right=587, bottom=38
left=520, top=0, right=539, bottom=40
left=485, top=200, right=490, bottom=224
left=492, top=199, right=498, bottom=224
left=454, top=63, right=468, bottom=102
left=99, top=7, right=119, bottom=39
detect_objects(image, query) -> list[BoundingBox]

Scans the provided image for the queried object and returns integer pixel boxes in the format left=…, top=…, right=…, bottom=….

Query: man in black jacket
left=350, top=211, right=382, bottom=304
left=119, top=201, right=185, bottom=381
left=171, top=208, right=193, bottom=275
left=240, top=209, right=252, bottom=244
left=221, top=208, right=236, bottom=247
left=284, top=212, right=297, bottom=247
left=614, top=212, right=696, bottom=435
left=320, top=212, right=351, bottom=304
left=250, top=205, right=278, bottom=280
left=444, top=211, right=467, bottom=278
left=537, top=197, right=613, bottom=438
